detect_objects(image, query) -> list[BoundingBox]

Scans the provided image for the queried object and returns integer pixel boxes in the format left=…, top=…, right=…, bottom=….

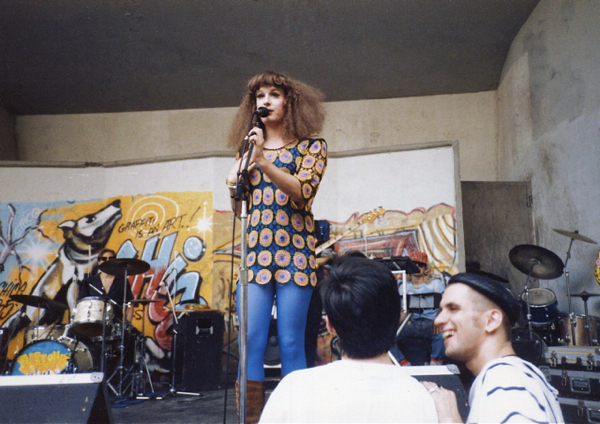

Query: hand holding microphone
left=244, top=106, right=269, bottom=167
left=230, top=107, right=270, bottom=200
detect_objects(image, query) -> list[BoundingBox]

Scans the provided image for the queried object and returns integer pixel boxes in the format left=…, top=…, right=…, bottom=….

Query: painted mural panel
left=325, top=204, right=458, bottom=277
left=0, top=191, right=213, bottom=370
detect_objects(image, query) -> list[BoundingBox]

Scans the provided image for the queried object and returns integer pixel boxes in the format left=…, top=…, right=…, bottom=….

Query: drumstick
left=38, top=321, right=58, bottom=340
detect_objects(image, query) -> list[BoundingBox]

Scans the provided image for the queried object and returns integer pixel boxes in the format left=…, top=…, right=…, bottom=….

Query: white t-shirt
left=260, top=360, right=438, bottom=423
left=468, top=356, right=564, bottom=423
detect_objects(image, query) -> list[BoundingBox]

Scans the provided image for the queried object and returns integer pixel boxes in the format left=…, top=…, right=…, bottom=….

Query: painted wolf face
left=58, top=199, right=122, bottom=255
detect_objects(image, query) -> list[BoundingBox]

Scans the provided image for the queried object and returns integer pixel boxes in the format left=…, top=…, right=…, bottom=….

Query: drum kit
left=7, top=257, right=160, bottom=399
left=510, top=229, right=600, bottom=358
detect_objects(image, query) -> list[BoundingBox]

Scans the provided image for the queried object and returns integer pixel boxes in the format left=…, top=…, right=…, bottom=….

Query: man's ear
left=325, top=315, right=336, bottom=335
left=485, top=309, right=504, bottom=333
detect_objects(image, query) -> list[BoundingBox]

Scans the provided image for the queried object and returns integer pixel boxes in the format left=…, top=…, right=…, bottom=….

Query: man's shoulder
left=478, top=356, right=545, bottom=387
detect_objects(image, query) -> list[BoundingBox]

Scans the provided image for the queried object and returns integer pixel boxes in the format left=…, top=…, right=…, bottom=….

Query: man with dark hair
left=260, top=256, right=438, bottom=423
left=423, top=272, right=563, bottom=423
left=77, top=248, right=133, bottom=323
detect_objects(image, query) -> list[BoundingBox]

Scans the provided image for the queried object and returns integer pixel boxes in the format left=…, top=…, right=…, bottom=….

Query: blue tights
left=238, top=281, right=313, bottom=381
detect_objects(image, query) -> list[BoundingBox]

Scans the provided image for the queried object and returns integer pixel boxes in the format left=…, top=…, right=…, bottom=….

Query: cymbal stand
left=88, top=282, right=117, bottom=375
left=128, top=301, right=155, bottom=398
left=163, top=272, right=203, bottom=397
left=522, top=259, right=539, bottom=343
left=561, top=236, right=577, bottom=345
left=107, top=268, right=132, bottom=398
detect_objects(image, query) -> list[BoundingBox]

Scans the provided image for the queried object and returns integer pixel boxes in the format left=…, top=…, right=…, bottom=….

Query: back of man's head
left=320, top=256, right=400, bottom=359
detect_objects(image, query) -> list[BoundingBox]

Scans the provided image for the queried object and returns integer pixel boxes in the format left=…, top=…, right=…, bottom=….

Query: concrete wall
left=498, top=0, right=600, bottom=313
left=15, top=91, right=498, bottom=181
left=0, top=108, right=17, bottom=160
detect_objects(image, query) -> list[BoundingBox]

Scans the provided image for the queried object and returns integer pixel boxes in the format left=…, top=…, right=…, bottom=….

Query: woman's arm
left=226, top=152, right=253, bottom=216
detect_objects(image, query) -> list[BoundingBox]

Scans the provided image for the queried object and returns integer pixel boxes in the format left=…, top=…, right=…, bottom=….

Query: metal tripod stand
left=97, top=258, right=150, bottom=398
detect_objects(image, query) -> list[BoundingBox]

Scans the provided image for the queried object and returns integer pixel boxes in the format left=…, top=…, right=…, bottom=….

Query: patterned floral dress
left=246, top=137, right=327, bottom=287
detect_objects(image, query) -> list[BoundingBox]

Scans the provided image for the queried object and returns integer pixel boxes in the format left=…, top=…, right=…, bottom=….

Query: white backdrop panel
left=312, top=145, right=457, bottom=221
left=0, top=143, right=458, bottom=219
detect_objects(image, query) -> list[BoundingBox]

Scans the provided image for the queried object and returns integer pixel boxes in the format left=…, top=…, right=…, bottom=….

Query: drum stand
left=106, top=268, right=133, bottom=398
left=520, top=260, right=544, bottom=351
left=127, top=300, right=155, bottom=399
left=87, top=283, right=116, bottom=375
left=95, top=257, right=150, bottom=399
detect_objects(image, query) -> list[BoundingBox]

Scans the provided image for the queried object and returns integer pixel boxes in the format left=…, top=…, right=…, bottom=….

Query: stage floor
left=109, top=374, right=279, bottom=424
left=111, top=384, right=239, bottom=424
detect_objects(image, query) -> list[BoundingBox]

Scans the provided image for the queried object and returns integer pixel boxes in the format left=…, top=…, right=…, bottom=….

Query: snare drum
left=558, top=314, right=600, bottom=346
left=72, top=296, right=113, bottom=337
left=520, top=288, right=559, bottom=325
left=11, top=338, right=93, bottom=375
left=24, top=325, right=66, bottom=344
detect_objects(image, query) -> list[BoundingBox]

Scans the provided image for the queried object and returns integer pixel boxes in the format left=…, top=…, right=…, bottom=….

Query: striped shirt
left=468, top=356, right=564, bottom=423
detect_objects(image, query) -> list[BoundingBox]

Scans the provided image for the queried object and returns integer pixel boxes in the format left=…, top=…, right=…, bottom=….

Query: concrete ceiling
left=0, top=0, right=539, bottom=116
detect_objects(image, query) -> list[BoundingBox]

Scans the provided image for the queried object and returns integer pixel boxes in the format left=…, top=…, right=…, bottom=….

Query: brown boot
left=236, top=380, right=265, bottom=424
left=247, top=380, right=265, bottom=424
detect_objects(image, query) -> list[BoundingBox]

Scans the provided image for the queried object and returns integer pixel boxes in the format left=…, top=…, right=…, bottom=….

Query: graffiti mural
left=318, top=203, right=458, bottom=276
left=0, top=192, right=213, bottom=369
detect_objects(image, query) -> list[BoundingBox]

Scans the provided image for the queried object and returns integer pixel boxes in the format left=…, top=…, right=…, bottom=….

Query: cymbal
left=553, top=229, right=598, bottom=244
left=509, top=244, right=564, bottom=279
left=128, top=299, right=160, bottom=305
left=99, top=258, right=150, bottom=276
left=10, top=294, right=68, bottom=311
left=570, top=290, right=600, bottom=299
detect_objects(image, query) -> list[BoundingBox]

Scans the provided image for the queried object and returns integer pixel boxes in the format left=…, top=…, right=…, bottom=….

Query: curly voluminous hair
left=227, top=71, right=325, bottom=152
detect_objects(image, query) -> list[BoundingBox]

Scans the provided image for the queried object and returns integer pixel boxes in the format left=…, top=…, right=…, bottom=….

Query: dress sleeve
left=292, top=138, right=327, bottom=211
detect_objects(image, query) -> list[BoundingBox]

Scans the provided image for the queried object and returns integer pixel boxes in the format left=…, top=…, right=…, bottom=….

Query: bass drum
left=520, top=288, right=559, bottom=325
left=11, top=338, right=93, bottom=375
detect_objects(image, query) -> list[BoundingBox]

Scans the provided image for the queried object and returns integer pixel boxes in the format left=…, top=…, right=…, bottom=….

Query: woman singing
left=226, top=71, right=327, bottom=422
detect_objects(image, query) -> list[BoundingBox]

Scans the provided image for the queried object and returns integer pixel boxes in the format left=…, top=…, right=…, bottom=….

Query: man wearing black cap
left=422, top=272, right=563, bottom=423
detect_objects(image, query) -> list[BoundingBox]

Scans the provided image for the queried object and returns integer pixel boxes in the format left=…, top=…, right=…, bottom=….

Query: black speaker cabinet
left=174, top=310, right=224, bottom=391
left=0, top=372, right=113, bottom=423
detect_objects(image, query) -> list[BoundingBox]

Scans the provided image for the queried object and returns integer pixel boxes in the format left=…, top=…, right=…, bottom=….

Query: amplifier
left=406, top=365, right=470, bottom=423
left=174, top=310, right=224, bottom=391
left=0, top=373, right=112, bottom=423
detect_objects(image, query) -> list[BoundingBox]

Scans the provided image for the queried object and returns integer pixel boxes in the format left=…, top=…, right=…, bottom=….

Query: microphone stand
left=233, top=111, right=261, bottom=424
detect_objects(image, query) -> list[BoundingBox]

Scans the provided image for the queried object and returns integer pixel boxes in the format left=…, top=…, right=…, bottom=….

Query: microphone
left=246, top=107, right=268, bottom=141
left=256, top=106, right=269, bottom=118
